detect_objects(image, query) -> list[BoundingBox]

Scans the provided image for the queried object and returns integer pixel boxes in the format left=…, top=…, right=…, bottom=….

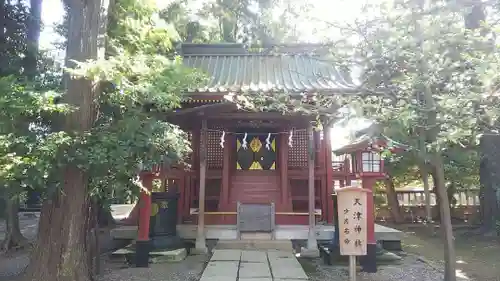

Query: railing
left=375, top=188, right=481, bottom=223
left=376, top=189, right=480, bottom=207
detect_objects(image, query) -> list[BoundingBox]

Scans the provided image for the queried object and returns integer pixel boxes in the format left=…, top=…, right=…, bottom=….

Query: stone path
left=200, top=249, right=309, bottom=281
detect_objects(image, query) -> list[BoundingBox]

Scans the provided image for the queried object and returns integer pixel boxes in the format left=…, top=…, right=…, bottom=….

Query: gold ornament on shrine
left=250, top=137, right=262, bottom=152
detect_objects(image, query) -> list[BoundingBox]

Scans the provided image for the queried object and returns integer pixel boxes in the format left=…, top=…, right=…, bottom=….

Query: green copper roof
left=182, top=54, right=358, bottom=94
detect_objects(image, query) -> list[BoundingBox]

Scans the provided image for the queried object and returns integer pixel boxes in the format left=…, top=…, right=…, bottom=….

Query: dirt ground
left=392, top=224, right=500, bottom=281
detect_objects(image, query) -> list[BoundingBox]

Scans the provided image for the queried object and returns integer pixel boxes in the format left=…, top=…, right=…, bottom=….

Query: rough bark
left=414, top=1, right=455, bottom=278
left=24, top=0, right=42, bottom=80
left=97, top=202, right=115, bottom=228
left=432, top=173, right=442, bottom=221
left=0, top=0, right=7, bottom=70
left=0, top=197, right=30, bottom=252
left=384, top=177, right=404, bottom=223
left=478, top=135, right=499, bottom=234
left=431, top=153, right=456, bottom=281
left=22, top=0, right=110, bottom=280
left=464, top=0, right=498, bottom=234
left=419, top=164, right=433, bottom=223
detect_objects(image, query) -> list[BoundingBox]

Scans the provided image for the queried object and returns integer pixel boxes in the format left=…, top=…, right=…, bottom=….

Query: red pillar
left=136, top=172, right=153, bottom=267
left=361, top=175, right=377, bottom=272
left=362, top=177, right=376, bottom=244
left=137, top=173, right=153, bottom=241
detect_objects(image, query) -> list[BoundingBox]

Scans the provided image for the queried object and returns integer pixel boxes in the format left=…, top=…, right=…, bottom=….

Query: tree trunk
left=384, top=177, right=404, bottom=223
left=24, top=0, right=42, bottom=80
left=478, top=134, right=499, bottom=234
left=22, top=0, right=110, bottom=279
left=464, top=0, right=498, bottom=235
left=413, top=1, right=455, bottom=276
left=431, top=153, right=456, bottom=281
left=1, top=197, right=29, bottom=252
left=419, top=164, right=433, bottom=223
left=428, top=165, right=441, bottom=221
left=97, top=202, right=115, bottom=228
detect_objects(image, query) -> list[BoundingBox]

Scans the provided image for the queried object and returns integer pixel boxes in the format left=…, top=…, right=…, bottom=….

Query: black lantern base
left=151, top=235, right=184, bottom=250
left=135, top=240, right=151, bottom=268
left=360, top=243, right=377, bottom=273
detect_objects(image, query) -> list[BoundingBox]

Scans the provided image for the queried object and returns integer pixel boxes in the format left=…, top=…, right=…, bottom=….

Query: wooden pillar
left=306, top=124, right=318, bottom=252
left=136, top=173, right=153, bottom=267
left=221, top=130, right=230, bottom=210
left=279, top=132, right=289, bottom=211
left=324, top=126, right=334, bottom=224
left=195, top=119, right=208, bottom=253
left=361, top=176, right=377, bottom=272
left=177, top=177, right=185, bottom=223
left=185, top=130, right=199, bottom=218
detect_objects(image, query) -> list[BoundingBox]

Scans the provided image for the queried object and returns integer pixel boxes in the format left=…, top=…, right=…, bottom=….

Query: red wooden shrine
left=129, top=44, right=405, bottom=253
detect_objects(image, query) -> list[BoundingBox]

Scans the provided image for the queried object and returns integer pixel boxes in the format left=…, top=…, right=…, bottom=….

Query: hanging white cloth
left=242, top=132, right=248, bottom=149
left=265, top=133, right=271, bottom=150
left=220, top=131, right=226, bottom=148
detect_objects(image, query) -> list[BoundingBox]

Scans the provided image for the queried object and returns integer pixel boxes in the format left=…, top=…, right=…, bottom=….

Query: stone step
left=240, top=232, right=273, bottom=240
left=215, top=239, right=293, bottom=251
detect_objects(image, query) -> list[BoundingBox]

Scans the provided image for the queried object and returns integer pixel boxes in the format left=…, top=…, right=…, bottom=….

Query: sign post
left=336, top=186, right=372, bottom=281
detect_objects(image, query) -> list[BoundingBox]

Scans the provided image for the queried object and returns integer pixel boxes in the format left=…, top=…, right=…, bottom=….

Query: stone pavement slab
left=239, top=262, right=272, bottom=278
left=269, top=257, right=302, bottom=268
left=270, top=259, right=308, bottom=280
left=200, top=248, right=309, bottom=281
left=267, top=250, right=295, bottom=260
left=200, top=277, right=236, bottom=281
left=210, top=249, right=242, bottom=261
left=201, top=261, right=239, bottom=279
left=241, top=250, right=268, bottom=263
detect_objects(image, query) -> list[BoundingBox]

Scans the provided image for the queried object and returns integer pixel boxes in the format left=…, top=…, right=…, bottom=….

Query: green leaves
left=0, top=0, right=206, bottom=205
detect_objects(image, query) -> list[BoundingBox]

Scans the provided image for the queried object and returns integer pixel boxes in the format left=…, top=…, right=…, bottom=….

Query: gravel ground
left=0, top=213, right=39, bottom=241
left=99, top=254, right=209, bottom=281
left=0, top=214, right=39, bottom=281
left=299, top=253, right=469, bottom=281
left=0, top=253, right=29, bottom=281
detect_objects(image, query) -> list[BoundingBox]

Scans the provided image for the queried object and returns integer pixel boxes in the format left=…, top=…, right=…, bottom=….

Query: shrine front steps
left=215, top=233, right=294, bottom=252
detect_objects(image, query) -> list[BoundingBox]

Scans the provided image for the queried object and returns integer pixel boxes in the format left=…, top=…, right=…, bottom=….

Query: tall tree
left=23, top=0, right=111, bottom=279
left=24, top=0, right=42, bottom=80
left=0, top=0, right=39, bottom=252
left=464, top=0, right=500, bottom=235
left=20, top=0, right=204, bottom=279
left=229, top=2, right=500, bottom=281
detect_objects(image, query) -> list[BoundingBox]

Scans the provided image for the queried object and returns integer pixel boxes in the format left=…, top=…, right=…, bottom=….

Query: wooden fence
left=375, top=189, right=480, bottom=223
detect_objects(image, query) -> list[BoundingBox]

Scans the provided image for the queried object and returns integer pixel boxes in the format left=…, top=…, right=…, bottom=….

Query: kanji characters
left=354, top=239, right=362, bottom=247
left=354, top=198, right=362, bottom=205
left=354, top=225, right=362, bottom=233
left=353, top=211, right=362, bottom=220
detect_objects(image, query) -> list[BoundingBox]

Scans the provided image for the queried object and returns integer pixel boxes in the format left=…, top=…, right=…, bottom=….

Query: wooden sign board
left=336, top=186, right=371, bottom=256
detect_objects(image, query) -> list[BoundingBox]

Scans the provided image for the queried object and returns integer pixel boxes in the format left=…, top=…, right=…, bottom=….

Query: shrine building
left=114, top=43, right=404, bottom=268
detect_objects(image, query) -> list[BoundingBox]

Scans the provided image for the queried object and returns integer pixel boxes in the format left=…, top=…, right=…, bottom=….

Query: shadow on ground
left=392, top=224, right=500, bottom=281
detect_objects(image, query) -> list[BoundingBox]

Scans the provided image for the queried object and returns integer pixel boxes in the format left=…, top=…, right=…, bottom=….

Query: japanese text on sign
left=336, top=186, right=369, bottom=256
